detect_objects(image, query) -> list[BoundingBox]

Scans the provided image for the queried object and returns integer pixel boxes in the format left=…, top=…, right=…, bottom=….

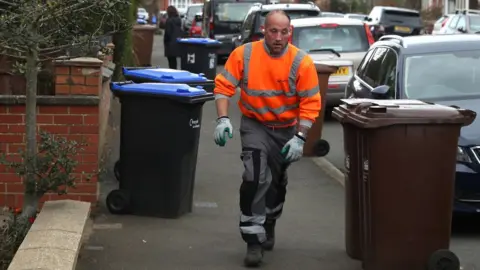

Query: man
left=213, top=10, right=321, bottom=267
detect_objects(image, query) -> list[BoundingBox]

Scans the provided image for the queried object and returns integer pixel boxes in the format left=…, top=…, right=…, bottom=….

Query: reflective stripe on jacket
left=214, top=40, right=321, bottom=128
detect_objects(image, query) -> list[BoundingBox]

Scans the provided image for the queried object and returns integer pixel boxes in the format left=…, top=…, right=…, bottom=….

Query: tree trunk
left=22, top=49, right=39, bottom=218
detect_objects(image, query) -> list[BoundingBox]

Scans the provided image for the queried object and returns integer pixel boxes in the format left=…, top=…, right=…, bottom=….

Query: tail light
left=190, top=20, right=196, bottom=36
left=209, top=17, right=214, bottom=38
left=364, top=23, right=375, bottom=45
left=319, top=23, right=339, bottom=28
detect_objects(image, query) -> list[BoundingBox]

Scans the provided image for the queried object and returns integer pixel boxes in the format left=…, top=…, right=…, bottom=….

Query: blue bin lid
left=177, top=38, right=222, bottom=45
left=111, top=82, right=207, bottom=97
left=122, top=67, right=209, bottom=83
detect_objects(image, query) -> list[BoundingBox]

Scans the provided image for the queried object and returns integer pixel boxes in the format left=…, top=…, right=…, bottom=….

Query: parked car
left=290, top=17, right=374, bottom=109
left=233, top=2, right=321, bottom=48
left=365, top=6, right=423, bottom=40
left=344, top=13, right=368, bottom=21
left=137, top=7, right=149, bottom=21
left=432, top=14, right=454, bottom=35
left=183, top=4, right=203, bottom=34
left=438, top=9, right=480, bottom=34
left=202, top=0, right=269, bottom=59
left=189, top=13, right=203, bottom=37
left=345, top=34, right=480, bottom=215
left=321, top=12, right=345, bottom=18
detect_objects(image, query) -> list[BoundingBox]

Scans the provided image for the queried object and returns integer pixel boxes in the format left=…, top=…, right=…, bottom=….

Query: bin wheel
left=114, top=160, right=120, bottom=181
left=106, top=189, right=130, bottom=215
left=427, top=249, right=460, bottom=270
left=313, top=139, right=330, bottom=157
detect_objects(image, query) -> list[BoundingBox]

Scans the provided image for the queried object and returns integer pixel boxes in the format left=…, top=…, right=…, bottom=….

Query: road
left=152, top=35, right=480, bottom=268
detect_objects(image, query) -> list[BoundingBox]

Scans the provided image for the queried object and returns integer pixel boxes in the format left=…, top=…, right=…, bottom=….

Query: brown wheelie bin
left=132, top=24, right=157, bottom=66
left=333, top=99, right=476, bottom=270
left=334, top=99, right=429, bottom=261
left=303, top=61, right=338, bottom=157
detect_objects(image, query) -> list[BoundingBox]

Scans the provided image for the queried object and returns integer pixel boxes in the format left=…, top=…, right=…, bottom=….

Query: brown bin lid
left=333, top=98, right=476, bottom=128
left=133, top=24, right=157, bottom=31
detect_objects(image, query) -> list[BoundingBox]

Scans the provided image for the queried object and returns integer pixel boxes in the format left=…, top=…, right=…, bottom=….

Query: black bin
left=106, top=81, right=214, bottom=218
left=122, top=67, right=215, bottom=92
left=177, top=38, right=222, bottom=80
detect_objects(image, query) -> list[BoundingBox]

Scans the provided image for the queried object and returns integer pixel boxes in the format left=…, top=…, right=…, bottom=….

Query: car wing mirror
left=371, top=85, right=390, bottom=99
left=366, top=17, right=372, bottom=22
left=457, top=27, right=466, bottom=33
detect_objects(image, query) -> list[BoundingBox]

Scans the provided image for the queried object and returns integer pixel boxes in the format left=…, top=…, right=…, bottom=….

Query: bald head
left=263, top=10, right=292, bottom=56
left=264, top=10, right=291, bottom=28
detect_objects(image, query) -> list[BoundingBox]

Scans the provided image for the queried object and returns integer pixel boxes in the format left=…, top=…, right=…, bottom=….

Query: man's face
left=263, top=14, right=291, bottom=55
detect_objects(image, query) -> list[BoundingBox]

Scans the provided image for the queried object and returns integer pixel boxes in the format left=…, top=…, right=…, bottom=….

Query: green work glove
left=214, top=117, right=233, bottom=147
left=281, top=135, right=305, bottom=162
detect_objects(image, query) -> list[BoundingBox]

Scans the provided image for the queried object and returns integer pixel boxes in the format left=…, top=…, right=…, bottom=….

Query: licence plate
left=394, top=26, right=411, bottom=33
left=333, top=67, right=349, bottom=76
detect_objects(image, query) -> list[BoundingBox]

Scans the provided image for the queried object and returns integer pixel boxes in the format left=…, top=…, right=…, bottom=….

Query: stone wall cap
left=54, top=57, right=103, bottom=67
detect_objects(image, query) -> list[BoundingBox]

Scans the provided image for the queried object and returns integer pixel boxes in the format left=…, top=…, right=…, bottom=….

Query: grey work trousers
left=239, top=116, right=295, bottom=244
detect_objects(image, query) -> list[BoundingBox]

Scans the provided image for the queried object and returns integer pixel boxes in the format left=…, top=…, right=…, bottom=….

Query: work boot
left=262, top=220, right=276, bottom=251
left=244, top=243, right=263, bottom=267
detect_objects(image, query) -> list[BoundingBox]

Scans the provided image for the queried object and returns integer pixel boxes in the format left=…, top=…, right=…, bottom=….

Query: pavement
left=76, top=34, right=480, bottom=269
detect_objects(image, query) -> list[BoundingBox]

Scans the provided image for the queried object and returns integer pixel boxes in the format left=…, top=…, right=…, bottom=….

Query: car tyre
left=106, top=189, right=131, bottom=215
left=427, top=249, right=460, bottom=270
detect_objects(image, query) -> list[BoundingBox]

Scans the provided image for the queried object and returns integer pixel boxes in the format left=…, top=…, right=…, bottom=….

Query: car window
left=259, top=10, right=319, bottom=27
left=380, top=9, right=421, bottom=25
left=449, top=15, right=460, bottom=28
left=356, top=48, right=375, bottom=77
left=361, top=47, right=388, bottom=87
left=377, top=48, right=397, bottom=97
left=434, top=16, right=446, bottom=25
left=187, top=5, right=203, bottom=20
left=456, top=16, right=466, bottom=30
left=242, top=11, right=255, bottom=34
left=215, top=2, right=255, bottom=22
left=404, top=50, right=480, bottom=100
left=469, top=15, right=480, bottom=32
left=293, top=24, right=369, bottom=53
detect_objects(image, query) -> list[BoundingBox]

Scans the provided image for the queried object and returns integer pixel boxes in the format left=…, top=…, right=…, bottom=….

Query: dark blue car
left=345, top=34, right=480, bottom=214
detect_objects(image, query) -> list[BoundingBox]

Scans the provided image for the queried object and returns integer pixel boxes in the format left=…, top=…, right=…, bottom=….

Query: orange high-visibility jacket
left=214, top=40, right=321, bottom=128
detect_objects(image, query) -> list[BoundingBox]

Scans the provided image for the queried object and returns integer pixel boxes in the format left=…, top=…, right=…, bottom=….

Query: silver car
left=290, top=17, right=373, bottom=108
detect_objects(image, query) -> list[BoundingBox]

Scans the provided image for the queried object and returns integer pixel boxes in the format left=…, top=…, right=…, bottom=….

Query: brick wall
left=0, top=57, right=112, bottom=210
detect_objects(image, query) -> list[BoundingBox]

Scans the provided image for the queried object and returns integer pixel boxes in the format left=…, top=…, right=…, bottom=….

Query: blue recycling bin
left=122, top=67, right=215, bottom=92
left=106, top=81, right=214, bottom=218
left=177, top=38, right=222, bottom=80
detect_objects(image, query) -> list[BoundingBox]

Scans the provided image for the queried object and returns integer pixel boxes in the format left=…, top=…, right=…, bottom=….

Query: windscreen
left=322, top=12, right=344, bottom=18
left=187, top=5, right=203, bottom=20
left=404, top=50, right=480, bottom=100
left=347, top=14, right=367, bottom=20
left=382, top=9, right=421, bottom=25
left=293, top=25, right=369, bottom=53
left=259, top=10, right=320, bottom=27
left=469, top=15, right=480, bottom=32
left=215, top=2, right=255, bottom=22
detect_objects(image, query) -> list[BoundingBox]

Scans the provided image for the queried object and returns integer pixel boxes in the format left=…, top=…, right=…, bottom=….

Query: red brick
left=0, top=183, right=4, bottom=193
left=39, top=125, right=69, bottom=134
left=82, top=154, right=98, bottom=164
left=54, top=115, right=83, bottom=125
left=8, top=144, right=24, bottom=154
left=55, top=84, right=70, bottom=95
left=37, top=115, right=53, bottom=124
left=9, top=106, right=25, bottom=114
left=85, top=76, right=100, bottom=86
left=0, top=194, right=16, bottom=208
left=38, top=106, right=69, bottom=114
left=55, top=66, right=70, bottom=75
left=9, top=125, right=25, bottom=133
left=71, top=67, right=100, bottom=76
left=0, top=134, right=23, bottom=143
left=83, top=134, right=99, bottom=144
left=70, top=125, right=98, bottom=134
left=63, top=134, right=83, bottom=142
left=0, top=114, right=23, bottom=124
left=0, top=125, right=8, bottom=133
left=83, top=115, right=99, bottom=125
left=79, top=194, right=97, bottom=203
left=71, top=85, right=98, bottom=95
left=0, top=173, right=21, bottom=182
left=55, top=75, right=70, bottom=84
left=73, top=183, right=97, bottom=194
left=81, top=144, right=98, bottom=154
left=82, top=174, right=98, bottom=183
left=0, top=143, right=6, bottom=152
left=70, top=106, right=99, bottom=115
left=70, top=76, right=85, bottom=85
left=0, top=106, right=7, bottom=113
left=6, top=183, right=24, bottom=193
left=75, top=164, right=98, bottom=174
